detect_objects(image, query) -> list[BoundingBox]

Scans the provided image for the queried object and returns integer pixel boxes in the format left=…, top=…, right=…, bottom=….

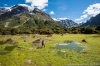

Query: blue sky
left=0, top=0, right=100, bottom=22
left=48, top=0, right=100, bottom=19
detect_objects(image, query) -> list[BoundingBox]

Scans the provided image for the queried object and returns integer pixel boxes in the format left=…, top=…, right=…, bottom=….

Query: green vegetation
left=65, top=26, right=100, bottom=34
left=0, top=10, right=100, bottom=35
left=0, top=34, right=100, bottom=66
left=0, top=13, right=65, bottom=35
left=0, top=24, right=100, bottom=35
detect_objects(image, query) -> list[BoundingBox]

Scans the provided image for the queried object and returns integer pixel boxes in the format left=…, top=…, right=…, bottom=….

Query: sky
left=0, top=0, right=100, bottom=23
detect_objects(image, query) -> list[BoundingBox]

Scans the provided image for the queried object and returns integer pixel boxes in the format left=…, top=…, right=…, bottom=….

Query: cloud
left=25, top=0, right=48, bottom=9
left=75, top=3, right=100, bottom=23
left=50, top=11, right=55, bottom=15
left=42, top=9, right=47, bottom=12
left=18, top=4, right=34, bottom=11
left=83, top=3, right=100, bottom=17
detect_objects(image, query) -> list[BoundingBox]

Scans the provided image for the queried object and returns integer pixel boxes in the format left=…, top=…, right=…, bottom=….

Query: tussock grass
left=0, top=34, right=100, bottom=66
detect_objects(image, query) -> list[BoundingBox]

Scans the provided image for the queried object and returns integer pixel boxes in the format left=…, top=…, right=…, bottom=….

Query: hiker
left=41, top=39, right=45, bottom=47
left=39, top=38, right=45, bottom=48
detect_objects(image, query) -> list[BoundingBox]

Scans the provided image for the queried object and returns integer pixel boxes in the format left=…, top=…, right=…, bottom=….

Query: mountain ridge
left=0, top=4, right=65, bottom=34
left=81, top=13, right=100, bottom=26
left=56, top=19, right=79, bottom=28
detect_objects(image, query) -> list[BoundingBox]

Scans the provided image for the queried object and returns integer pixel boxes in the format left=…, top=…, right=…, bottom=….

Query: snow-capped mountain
left=0, top=4, right=54, bottom=29
left=81, top=13, right=100, bottom=26
left=54, top=18, right=79, bottom=28
left=11, top=4, right=34, bottom=12
left=0, top=7, right=11, bottom=15
left=0, top=4, right=52, bottom=21
left=0, top=4, right=33, bottom=15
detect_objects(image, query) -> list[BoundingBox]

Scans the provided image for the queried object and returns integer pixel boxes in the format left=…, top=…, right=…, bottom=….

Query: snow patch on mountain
left=53, top=17, right=69, bottom=21
left=16, top=4, right=34, bottom=11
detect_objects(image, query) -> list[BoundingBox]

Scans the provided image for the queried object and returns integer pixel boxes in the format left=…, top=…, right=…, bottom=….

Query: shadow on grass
left=0, top=45, right=18, bottom=55
left=49, top=47, right=55, bottom=49
left=0, top=51, right=10, bottom=55
left=91, top=35, right=100, bottom=38
left=5, top=45, right=17, bottom=51
left=0, top=41, right=6, bottom=45
left=0, top=40, right=18, bottom=45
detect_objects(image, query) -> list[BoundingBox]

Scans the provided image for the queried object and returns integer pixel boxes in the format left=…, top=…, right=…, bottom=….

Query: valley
left=0, top=34, right=100, bottom=66
left=0, top=2, right=100, bottom=66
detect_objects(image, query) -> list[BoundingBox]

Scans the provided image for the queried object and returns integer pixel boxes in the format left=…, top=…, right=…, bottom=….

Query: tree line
left=0, top=25, right=100, bottom=35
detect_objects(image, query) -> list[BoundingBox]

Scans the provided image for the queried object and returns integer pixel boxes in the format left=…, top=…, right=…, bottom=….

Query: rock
left=29, top=47, right=33, bottom=50
left=6, top=38, right=18, bottom=44
left=33, top=34, right=39, bottom=38
left=17, top=46, right=25, bottom=50
left=82, top=39, right=87, bottom=43
left=23, top=35, right=29, bottom=42
left=24, top=39, right=29, bottom=42
left=6, top=38, right=13, bottom=44
left=22, top=35, right=28, bottom=39
left=32, top=38, right=45, bottom=48
left=27, top=60, right=32, bottom=64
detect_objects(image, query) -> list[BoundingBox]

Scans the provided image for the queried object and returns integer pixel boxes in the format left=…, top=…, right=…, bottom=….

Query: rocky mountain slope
left=0, top=4, right=54, bottom=28
left=0, top=4, right=65, bottom=34
left=57, top=19, right=79, bottom=28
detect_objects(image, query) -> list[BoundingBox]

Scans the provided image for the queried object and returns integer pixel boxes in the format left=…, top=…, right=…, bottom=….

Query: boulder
left=6, top=38, right=18, bottom=44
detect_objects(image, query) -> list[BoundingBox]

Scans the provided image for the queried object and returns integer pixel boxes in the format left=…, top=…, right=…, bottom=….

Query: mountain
left=0, top=4, right=53, bottom=28
left=57, top=19, right=79, bottom=28
left=0, top=7, right=10, bottom=15
left=0, top=4, right=52, bottom=21
left=0, top=4, right=64, bottom=34
left=81, top=13, right=100, bottom=26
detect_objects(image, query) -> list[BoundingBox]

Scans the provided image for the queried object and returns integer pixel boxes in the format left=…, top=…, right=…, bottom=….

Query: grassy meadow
left=0, top=34, right=100, bottom=66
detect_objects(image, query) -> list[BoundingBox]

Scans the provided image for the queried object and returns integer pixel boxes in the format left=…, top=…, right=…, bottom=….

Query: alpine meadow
left=0, top=0, right=100, bottom=66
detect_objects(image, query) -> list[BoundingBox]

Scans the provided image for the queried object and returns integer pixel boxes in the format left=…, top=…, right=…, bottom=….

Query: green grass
left=0, top=34, right=100, bottom=66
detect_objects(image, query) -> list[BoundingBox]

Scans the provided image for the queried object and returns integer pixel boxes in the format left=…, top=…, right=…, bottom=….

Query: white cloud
left=18, top=4, right=34, bottom=11
left=42, top=9, right=47, bottom=12
left=83, top=3, right=100, bottom=17
left=75, top=3, right=100, bottom=23
left=50, top=11, right=55, bottom=15
left=25, top=0, right=48, bottom=9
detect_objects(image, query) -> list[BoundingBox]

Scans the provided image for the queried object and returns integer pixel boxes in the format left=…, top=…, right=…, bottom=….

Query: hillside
left=0, top=4, right=64, bottom=34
